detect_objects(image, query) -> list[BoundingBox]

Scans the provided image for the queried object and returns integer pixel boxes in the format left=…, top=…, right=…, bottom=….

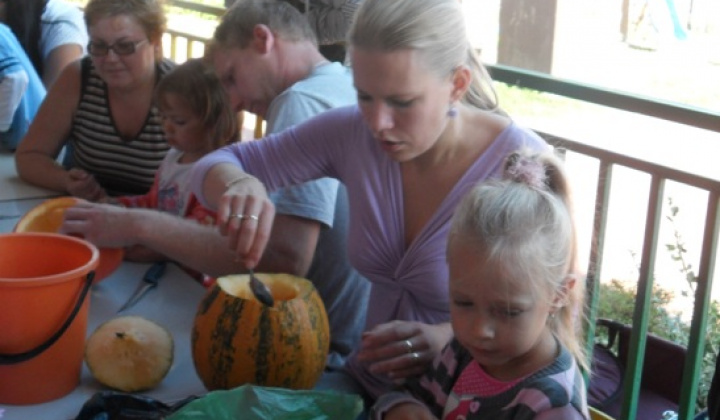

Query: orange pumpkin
left=192, top=273, right=330, bottom=391
left=14, top=197, right=124, bottom=282
left=85, top=316, right=174, bottom=392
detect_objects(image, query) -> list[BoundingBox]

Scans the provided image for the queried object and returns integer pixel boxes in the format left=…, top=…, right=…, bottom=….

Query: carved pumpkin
left=192, top=273, right=330, bottom=391
left=14, top=197, right=124, bottom=282
left=85, top=316, right=174, bottom=392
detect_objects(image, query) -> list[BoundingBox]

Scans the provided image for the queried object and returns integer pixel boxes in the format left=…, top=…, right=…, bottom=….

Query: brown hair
left=213, top=0, right=317, bottom=50
left=84, top=0, right=166, bottom=46
left=154, top=58, right=238, bottom=149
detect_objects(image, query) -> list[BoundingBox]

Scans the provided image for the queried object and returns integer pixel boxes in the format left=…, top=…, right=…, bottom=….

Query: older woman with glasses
left=15, top=0, right=175, bottom=199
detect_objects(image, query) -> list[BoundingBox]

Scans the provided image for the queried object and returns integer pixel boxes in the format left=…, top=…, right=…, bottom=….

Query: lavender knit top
left=190, top=105, right=548, bottom=398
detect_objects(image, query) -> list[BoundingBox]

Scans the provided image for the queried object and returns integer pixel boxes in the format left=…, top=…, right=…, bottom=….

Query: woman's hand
left=67, top=168, right=107, bottom=202
left=384, top=403, right=437, bottom=420
left=357, top=320, right=453, bottom=382
left=216, top=179, right=276, bottom=269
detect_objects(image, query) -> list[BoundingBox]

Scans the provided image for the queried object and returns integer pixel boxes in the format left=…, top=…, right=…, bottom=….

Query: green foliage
left=494, top=83, right=580, bottom=118
left=596, top=279, right=688, bottom=343
left=598, top=278, right=720, bottom=412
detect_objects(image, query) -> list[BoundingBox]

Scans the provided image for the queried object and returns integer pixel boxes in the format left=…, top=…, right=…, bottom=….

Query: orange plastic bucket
left=0, top=233, right=99, bottom=405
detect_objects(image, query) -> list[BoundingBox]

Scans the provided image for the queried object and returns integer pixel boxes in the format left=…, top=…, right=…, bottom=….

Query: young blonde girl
left=371, top=149, right=589, bottom=420
left=111, top=58, right=238, bottom=273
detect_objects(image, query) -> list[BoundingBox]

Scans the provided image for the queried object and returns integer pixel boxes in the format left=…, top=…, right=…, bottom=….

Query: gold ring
left=403, top=339, right=413, bottom=353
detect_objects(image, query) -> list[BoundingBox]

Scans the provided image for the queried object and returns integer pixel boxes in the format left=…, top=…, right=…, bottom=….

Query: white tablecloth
left=0, top=152, right=59, bottom=202
left=0, top=260, right=208, bottom=420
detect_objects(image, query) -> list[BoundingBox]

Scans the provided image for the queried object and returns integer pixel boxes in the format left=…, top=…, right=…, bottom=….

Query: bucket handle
left=0, top=271, right=95, bottom=365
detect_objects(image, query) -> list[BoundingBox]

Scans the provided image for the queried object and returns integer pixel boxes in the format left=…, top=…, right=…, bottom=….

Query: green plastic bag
left=167, top=385, right=363, bottom=420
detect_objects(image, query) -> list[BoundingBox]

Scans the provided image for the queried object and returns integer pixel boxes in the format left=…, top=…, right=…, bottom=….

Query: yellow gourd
left=85, top=316, right=174, bottom=392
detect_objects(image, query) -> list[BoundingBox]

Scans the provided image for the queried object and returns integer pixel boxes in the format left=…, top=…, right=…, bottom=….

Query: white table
left=0, top=152, right=59, bottom=202
left=0, top=162, right=209, bottom=420
left=0, top=258, right=208, bottom=420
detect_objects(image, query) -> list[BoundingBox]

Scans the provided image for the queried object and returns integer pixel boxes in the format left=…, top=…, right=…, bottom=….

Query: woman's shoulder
left=303, top=105, right=373, bottom=149
left=462, top=112, right=545, bottom=163
left=51, top=57, right=84, bottom=95
left=484, top=117, right=547, bottom=157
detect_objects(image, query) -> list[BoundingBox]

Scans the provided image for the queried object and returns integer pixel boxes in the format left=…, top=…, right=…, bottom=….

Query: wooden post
left=497, top=0, right=558, bottom=73
left=621, top=0, right=631, bottom=42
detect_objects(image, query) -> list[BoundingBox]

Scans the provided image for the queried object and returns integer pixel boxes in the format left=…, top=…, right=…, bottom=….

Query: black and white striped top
left=66, top=56, right=175, bottom=196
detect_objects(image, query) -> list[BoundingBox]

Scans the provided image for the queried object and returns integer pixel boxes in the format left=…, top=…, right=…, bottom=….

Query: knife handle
left=143, top=261, right=167, bottom=286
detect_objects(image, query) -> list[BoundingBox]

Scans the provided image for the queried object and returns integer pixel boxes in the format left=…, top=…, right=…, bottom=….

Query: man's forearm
left=133, top=210, right=244, bottom=277
left=131, top=210, right=320, bottom=279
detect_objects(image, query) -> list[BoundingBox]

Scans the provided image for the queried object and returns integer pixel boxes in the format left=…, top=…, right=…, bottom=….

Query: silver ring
left=403, top=339, right=413, bottom=353
left=230, top=214, right=259, bottom=221
left=410, top=352, right=419, bottom=360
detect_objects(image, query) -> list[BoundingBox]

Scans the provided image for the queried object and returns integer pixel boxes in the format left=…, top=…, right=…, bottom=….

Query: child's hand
left=67, top=168, right=107, bottom=202
left=384, top=403, right=437, bottom=420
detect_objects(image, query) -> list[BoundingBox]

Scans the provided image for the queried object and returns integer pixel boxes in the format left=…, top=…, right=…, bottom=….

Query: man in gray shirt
left=61, top=0, right=369, bottom=369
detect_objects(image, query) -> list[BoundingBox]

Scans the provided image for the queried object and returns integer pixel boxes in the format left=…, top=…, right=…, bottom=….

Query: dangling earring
left=548, top=311, right=557, bottom=323
left=447, top=104, right=458, bottom=118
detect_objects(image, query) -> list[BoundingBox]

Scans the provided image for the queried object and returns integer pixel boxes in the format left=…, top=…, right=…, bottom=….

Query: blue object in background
left=663, top=0, right=688, bottom=40
left=0, top=24, right=46, bottom=150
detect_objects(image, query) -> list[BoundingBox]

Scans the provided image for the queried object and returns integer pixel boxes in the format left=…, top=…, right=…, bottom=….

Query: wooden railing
left=160, top=3, right=720, bottom=419
left=544, top=132, right=718, bottom=420
left=162, top=0, right=223, bottom=63
left=487, top=64, right=720, bottom=420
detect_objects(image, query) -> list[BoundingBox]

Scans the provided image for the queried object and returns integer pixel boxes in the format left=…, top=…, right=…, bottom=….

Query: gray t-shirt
left=265, top=62, right=370, bottom=368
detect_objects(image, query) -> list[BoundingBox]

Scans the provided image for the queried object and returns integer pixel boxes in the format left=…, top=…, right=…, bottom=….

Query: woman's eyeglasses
left=88, top=39, right=147, bottom=57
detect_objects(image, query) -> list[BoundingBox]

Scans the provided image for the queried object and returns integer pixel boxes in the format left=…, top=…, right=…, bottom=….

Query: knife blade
left=117, top=261, right=167, bottom=313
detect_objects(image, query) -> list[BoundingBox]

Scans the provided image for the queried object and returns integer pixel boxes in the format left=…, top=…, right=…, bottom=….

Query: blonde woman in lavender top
left=190, top=0, right=548, bottom=404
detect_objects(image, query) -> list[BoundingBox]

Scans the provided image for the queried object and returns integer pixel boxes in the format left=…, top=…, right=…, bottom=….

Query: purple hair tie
left=504, top=153, right=546, bottom=189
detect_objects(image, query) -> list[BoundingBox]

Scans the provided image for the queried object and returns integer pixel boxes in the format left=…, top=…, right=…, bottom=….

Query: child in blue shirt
left=0, top=23, right=45, bottom=150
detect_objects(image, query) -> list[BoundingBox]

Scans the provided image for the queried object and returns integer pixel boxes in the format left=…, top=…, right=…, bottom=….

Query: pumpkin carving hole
left=193, top=273, right=330, bottom=391
left=15, top=197, right=124, bottom=282
left=218, top=274, right=299, bottom=303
